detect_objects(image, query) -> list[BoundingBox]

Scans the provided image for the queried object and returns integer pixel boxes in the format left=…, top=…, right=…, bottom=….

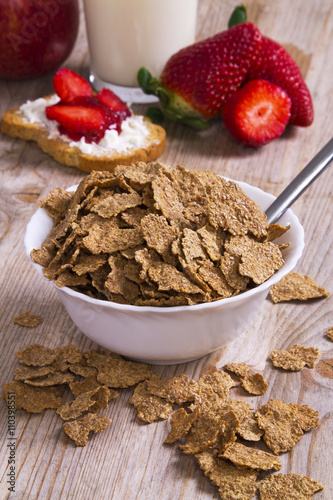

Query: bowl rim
left=24, top=177, right=305, bottom=314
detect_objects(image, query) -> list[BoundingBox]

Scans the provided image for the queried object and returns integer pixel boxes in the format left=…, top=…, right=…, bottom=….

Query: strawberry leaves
left=137, top=68, right=211, bottom=130
left=228, top=5, right=247, bottom=27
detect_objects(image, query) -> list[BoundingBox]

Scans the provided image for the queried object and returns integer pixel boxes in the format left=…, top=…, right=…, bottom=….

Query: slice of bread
left=1, top=96, right=166, bottom=173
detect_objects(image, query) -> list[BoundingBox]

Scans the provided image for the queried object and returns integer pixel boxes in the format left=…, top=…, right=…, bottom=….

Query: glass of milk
left=83, top=0, right=198, bottom=103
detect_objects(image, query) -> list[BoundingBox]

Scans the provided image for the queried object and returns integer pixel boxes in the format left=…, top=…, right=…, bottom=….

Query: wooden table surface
left=0, top=0, right=332, bottom=498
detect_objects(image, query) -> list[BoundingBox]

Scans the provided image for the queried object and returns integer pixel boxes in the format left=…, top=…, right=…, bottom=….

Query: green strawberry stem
left=145, top=107, right=165, bottom=124
left=228, top=5, right=247, bottom=27
left=137, top=67, right=211, bottom=131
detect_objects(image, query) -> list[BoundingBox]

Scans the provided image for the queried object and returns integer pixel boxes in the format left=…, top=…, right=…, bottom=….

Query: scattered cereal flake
left=190, top=386, right=224, bottom=412
left=70, top=374, right=102, bottom=397
left=221, top=442, right=282, bottom=471
left=146, top=374, right=198, bottom=405
left=196, top=450, right=259, bottom=500
left=14, top=365, right=56, bottom=381
left=84, top=349, right=122, bottom=369
left=98, top=358, right=152, bottom=388
left=179, top=410, right=223, bottom=454
left=56, top=386, right=110, bottom=420
left=258, top=473, right=324, bottom=499
left=214, top=409, right=240, bottom=454
left=54, top=344, right=83, bottom=365
left=165, top=408, right=198, bottom=444
left=269, top=272, right=330, bottom=303
left=70, top=374, right=119, bottom=402
left=224, top=363, right=250, bottom=378
left=255, top=399, right=306, bottom=454
left=14, top=311, right=42, bottom=328
left=24, top=371, right=75, bottom=386
left=241, top=373, right=268, bottom=395
left=197, top=370, right=236, bottom=402
left=288, top=403, right=319, bottom=431
left=227, top=399, right=263, bottom=442
left=327, top=327, right=333, bottom=341
left=224, top=363, right=268, bottom=395
left=270, top=345, right=319, bottom=371
left=130, top=381, right=173, bottom=423
left=2, top=381, right=62, bottom=413
left=189, top=373, right=236, bottom=412
left=284, top=345, right=319, bottom=369
left=68, top=362, right=98, bottom=378
left=16, top=344, right=58, bottom=366
left=63, top=413, right=112, bottom=447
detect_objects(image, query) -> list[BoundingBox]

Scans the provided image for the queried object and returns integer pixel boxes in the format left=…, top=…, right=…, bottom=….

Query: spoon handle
left=265, top=137, right=333, bottom=224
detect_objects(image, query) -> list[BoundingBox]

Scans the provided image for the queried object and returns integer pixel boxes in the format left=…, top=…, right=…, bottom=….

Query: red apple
left=0, top=0, right=79, bottom=80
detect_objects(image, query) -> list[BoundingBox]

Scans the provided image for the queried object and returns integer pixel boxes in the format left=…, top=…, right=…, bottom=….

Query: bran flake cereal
left=269, top=271, right=330, bottom=303
left=130, top=380, right=173, bottom=423
left=196, top=450, right=259, bottom=500
left=30, top=162, right=287, bottom=307
left=269, top=344, right=319, bottom=371
left=14, top=310, right=42, bottom=328
left=2, top=380, right=61, bottom=413
left=326, top=327, right=333, bottom=341
left=258, top=473, right=324, bottom=499
left=255, top=399, right=319, bottom=454
left=221, top=441, right=282, bottom=471
left=63, top=413, right=112, bottom=447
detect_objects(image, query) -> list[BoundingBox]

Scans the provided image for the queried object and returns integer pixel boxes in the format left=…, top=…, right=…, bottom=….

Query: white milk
left=83, top=0, right=198, bottom=95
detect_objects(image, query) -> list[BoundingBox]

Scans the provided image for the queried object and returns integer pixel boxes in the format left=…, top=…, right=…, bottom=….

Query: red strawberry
left=138, top=22, right=262, bottom=130
left=53, top=68, right=93, bottom=103
left=244, top=37, right=313, bottom=126
left=222, top=79, right=291, bottom=147
left=97, top=88, right=131, bottom=120
left=46, top=102, right=120, bottom=143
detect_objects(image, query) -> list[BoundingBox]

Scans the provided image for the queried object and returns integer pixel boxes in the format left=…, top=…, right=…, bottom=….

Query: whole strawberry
left=245, top=36, right=313, bottom=126
left=138, top=22, right=262, bottom=130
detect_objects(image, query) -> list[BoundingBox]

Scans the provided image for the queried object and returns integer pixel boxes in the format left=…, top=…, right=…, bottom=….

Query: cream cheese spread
left=19, top=96, right=150, bottom=156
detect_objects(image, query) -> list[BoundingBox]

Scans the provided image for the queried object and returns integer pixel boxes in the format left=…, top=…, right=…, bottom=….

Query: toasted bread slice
left=1, top=96, right=166, bottom=173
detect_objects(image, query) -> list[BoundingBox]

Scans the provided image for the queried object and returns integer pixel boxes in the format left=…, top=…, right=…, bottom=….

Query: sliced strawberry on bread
left=46, top=102, right=120, bottom=143
left=97, top=88, right=131, bottom=120
left=222, top=79, right=291, bottom=147
left=53, top=68, right=94, bottom=103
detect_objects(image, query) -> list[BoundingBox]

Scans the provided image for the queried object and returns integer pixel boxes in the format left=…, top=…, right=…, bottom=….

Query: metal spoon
left=265, top=137, right=333, bottom=224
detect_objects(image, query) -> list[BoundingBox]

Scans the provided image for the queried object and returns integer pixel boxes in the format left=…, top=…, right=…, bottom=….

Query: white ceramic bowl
left=24, top=179, right=304, bottom=365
